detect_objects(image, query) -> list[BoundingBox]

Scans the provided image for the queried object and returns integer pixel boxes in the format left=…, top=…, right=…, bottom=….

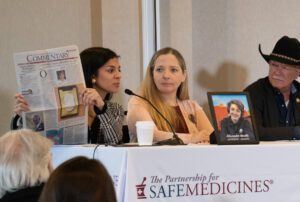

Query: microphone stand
left=125, top=89, right=185, bottom=145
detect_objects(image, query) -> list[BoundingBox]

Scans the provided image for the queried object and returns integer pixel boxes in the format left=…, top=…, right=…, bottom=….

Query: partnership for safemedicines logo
left=136, top=177, right=147, bottom=199
left=135, top=173, right=274, bottom=200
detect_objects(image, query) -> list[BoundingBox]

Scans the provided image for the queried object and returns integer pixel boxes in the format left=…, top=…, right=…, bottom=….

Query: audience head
left=0, top=129, right=53, bottom=198
left=227, top=100, right=244, bottom=123
left=39, top=156, right=117, bottom=202
left=259, top=36, right=300, bottom=91
left=80, top=47, right=121, bottom=100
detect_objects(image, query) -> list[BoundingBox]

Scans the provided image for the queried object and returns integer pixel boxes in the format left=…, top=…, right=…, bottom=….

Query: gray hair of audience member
left=0, top=129, right=53, bottom=198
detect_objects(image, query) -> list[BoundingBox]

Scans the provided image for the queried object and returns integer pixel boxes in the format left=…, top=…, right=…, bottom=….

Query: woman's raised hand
left=14, top=93, right=30, bottom=115
left=80, top=88, right=105, bottom=110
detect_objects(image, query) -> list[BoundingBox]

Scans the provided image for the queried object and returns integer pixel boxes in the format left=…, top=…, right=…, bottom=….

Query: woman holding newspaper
left=13, top=47, right=124, bottom=145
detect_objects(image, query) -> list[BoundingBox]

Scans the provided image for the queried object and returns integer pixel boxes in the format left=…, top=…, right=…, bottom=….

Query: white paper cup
left=136, top=121, right=155, bottom=146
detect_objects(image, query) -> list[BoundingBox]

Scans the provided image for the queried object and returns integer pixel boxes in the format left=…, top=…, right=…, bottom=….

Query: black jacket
left=220, top=117, right=255, bottom=141
left=244, top=77, right=300, bottom=141
left=0, top=184, right=44, bottom=202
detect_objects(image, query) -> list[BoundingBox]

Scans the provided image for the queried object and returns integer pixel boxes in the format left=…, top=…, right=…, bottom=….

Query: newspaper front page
left=14, top=45, right=88, bottom=144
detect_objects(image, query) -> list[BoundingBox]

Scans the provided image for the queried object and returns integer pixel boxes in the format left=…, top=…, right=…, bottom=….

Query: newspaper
left=14, top=45, right=88, bottom=144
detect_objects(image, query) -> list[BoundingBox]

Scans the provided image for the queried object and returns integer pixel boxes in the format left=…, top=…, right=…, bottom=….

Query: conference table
left=52, top=141, right=300, bottom=202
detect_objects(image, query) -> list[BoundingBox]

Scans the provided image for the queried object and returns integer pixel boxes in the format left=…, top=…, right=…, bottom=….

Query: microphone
left=125, top=89, right=185, bottom=145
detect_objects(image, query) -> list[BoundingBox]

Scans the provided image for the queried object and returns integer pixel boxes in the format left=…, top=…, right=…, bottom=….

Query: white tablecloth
left=52, top=141, right=300, bottom=202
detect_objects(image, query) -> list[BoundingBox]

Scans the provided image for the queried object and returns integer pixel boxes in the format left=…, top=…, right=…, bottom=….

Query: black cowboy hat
left=259, top=36, right=300, bottom=66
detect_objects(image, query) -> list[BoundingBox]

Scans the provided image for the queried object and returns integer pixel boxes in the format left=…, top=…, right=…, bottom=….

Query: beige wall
left=160, top=0, right=300, bottom=116
left=1, top=0, right=300, bottom=135
left=0, top=0, right=98, bottom=134
left=101, top=0, right=142, bottom=108
left=0, top=0, right=141, bottom=135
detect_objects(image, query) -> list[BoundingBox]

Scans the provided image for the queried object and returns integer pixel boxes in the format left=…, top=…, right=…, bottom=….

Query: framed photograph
left=54, top=83, right=86, bottom=121
left=58, top=85, right=79, bottom=118
left=207, top=92, right=259, bottom=145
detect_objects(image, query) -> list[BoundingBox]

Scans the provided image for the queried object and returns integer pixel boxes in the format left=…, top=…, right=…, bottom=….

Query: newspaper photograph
left=14, top=45, right=88, bottom=144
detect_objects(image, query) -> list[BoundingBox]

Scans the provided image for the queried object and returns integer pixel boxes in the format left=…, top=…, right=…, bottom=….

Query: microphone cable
left=125, top=89, right=185, bottom=145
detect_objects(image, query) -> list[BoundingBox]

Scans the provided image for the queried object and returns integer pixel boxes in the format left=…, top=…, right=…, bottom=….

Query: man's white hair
left=0, top=129, right=53, bottom=198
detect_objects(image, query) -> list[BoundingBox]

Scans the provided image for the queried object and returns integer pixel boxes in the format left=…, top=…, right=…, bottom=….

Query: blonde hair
left=0, top=129, right=53, bottom=197
left=140, top=47, right=189, bottom=131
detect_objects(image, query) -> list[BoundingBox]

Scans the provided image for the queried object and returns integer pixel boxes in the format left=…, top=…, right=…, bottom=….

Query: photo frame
left=58, top=85, right=79, bottom=118
left=207, top=92, right=259, bottom=145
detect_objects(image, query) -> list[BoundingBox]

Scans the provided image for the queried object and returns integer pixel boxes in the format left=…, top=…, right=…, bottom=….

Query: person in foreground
left=245, top=36, right=300, bottom=141
left=38, top=156, right=117, bottom=202
left=0, top=129, right=53, bottom=202
left=13, top=47, right=124, bottom=144
left=127, top=47, right=214, bottom=144
left=220, top=100, right=255, bottom=141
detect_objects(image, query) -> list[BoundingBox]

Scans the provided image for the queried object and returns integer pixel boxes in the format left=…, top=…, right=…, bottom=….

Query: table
left=52, top=141, right=300, bottom=202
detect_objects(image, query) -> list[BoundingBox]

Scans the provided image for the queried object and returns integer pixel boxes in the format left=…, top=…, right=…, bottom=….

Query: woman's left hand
left=80, top=88, right=105, bottom=110
left=190, top=131, right=210, bottom=144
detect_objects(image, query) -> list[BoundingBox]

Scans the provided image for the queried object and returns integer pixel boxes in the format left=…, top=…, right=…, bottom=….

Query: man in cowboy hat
left=245, top=36, right=300, bottom=141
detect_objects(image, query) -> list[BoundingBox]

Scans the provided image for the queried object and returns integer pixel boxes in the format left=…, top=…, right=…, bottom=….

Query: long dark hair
left=39, top=156, right=117, bottom=202
left=80, top=47, right=119, bottom=100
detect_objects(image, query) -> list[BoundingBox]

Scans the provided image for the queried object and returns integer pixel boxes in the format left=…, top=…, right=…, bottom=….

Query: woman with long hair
left=80, top=47, right=123, bottom=144
left=127, top=47, right=214, bottom=144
